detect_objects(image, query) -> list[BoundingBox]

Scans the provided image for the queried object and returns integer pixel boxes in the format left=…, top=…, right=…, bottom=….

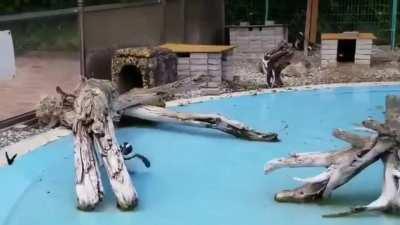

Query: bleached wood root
left=72, top=79, right=137, bottom=210
left=123, top=105, right=279, bottom=142
left=74, top=122, right=104, bottom=211
left=265, top=95, right=400, bottom=216
left=324, top=150, right=400, bottom=217
left=93, top=117, right=138, bottom=210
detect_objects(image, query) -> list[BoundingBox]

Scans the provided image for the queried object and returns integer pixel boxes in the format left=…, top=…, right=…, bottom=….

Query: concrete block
left=321, top=49, right=337, bottom=55
left=190, top=53, right=208, bottom=59
left=237, top=36, right=251, bottom=41
left=208, top=64, right=222, bottom=71
left=190, top=65, right=208, bottom=71
left=355, top=54, right=371, bottom=60
left=208, top=58, right=222, bottom=65
left=207, top=53, right=222, bottom=59
left=321, top=43, right=338, bottom=50
left=178, top=69, right=190, bottom=74
left=208, top=70, right=222, bottom=77
left=357, top=39, right=372, bottom=44
left=190, top=71, right=208, bottom=76
left=356, top=49, right=372, bottom=55
left=178, top=57, right=190, bottom=64
left=355, top=59, right=370, bottom=65
left=322, top=40, right=338, bottom=45
left=178, top=64, right=190, bottom=71
left=190, top=58, right=208, bottom=65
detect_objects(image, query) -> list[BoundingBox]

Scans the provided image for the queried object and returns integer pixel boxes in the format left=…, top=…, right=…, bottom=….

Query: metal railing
left=0, top=0, right=161, bottom=23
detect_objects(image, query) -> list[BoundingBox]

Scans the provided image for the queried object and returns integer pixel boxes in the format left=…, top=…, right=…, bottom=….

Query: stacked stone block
left=177, top=57, right=190, bottom=80
left=229, top=25, right=288, bottom=60
left=189, top=53, right=208, bottom=77
left=321, top=40, right=338, bottom=66
left=222, top=50, right=234, bottom=81
left=207, top=53, right=222, bottom=84
left=321, top=33, right=375, bottom=67
left=175, top=50, right=235, bottom=86
left=355, top=39, right=372, bottom=65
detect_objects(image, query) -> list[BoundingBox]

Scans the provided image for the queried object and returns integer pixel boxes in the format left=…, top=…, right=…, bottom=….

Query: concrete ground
left=0, top=51, right=80, bottom=120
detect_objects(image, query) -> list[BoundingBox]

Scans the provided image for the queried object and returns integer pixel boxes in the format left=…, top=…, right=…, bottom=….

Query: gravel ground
left=1, top=46, right=399, bottom=150
left=230, top=46, right=400, bottom=89
left=0, top=124, right=49, bottom=149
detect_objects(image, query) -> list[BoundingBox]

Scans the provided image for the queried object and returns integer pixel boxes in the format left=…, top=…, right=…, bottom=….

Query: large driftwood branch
left=265, top=95, right=400, bottom=216
left=123, top=105, right=278, bottom=142
left=72, top=79, right=137, bottom=210
left=37, top=77, right=278, bottom=210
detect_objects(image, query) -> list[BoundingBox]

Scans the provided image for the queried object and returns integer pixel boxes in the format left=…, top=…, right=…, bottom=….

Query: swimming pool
left=1, top=85, right=400, bottom=225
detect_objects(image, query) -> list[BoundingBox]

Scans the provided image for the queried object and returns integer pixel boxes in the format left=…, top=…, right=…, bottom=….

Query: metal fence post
left=391, top=0, right=398, bottom=49
left=265, top=0, right=269, bottom=23
left=78, top=0, right=86, bottom=79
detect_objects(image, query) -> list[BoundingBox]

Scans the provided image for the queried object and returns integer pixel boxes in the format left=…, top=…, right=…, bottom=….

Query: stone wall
left=229, top=25, right=288, bottom=60
left=176, top=50, right=234, bottom=86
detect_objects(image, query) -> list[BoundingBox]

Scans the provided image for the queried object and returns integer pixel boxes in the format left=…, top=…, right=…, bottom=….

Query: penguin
left=119, top=142, right=151, bottom=168
left=5, top=152, right=17, bottom=165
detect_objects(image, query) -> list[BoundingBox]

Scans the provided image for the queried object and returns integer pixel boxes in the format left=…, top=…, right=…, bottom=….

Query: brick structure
left=228, top=24, right=288, bottom=60
left=321, top=32, right=376, bottom=67
left=160, top=43, right=235, bottom=85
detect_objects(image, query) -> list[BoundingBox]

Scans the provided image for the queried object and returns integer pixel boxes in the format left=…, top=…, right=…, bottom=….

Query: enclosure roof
left=160, top=43, right=235, bottom=53
left=321, top=32, right=376, bottom=40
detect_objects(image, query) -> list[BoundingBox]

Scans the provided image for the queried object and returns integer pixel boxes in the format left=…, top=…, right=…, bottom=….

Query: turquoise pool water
left=2, top=85, right=400, bottom=225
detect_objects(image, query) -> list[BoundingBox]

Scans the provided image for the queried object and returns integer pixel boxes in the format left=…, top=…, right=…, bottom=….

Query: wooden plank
left=321, top=33, right=376, bottom=40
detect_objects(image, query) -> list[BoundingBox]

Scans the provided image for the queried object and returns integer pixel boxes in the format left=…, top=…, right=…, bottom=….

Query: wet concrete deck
left=0, top=51, right=80, bottom=120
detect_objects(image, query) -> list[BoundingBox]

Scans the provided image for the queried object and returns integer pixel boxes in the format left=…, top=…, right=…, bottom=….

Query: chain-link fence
left=226, top=0, right=399, bottom=45
left=0, top=0, right=145, bottom=120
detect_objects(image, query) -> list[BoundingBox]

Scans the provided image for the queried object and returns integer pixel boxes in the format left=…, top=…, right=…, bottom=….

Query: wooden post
left=391, top=0, right=398, bottom=49
left=265, top=0, right=269, bottom=24
left=309, top=0, right=319, bottom=44
left=77, top=0, right=86, bottom=79
left=304, top=0, right=312, bottom=56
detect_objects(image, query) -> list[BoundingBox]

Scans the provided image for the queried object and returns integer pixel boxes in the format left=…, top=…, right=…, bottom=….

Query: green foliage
left=0, top=15, right=80, bottom=54
left=226, top=0, right=397, bottom=44
left=0, top=0, right=139, bottom=15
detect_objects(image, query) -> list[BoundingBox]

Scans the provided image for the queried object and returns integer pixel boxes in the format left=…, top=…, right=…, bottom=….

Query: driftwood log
left=260, top=41, right=294, bottom=88
left=37, top=76, right=278, bottom=211
left=264, top=95, right=400, bottom=217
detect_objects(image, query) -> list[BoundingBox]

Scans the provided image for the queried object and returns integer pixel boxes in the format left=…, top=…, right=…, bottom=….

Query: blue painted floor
left=2, top=86, right=400, bottom=225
